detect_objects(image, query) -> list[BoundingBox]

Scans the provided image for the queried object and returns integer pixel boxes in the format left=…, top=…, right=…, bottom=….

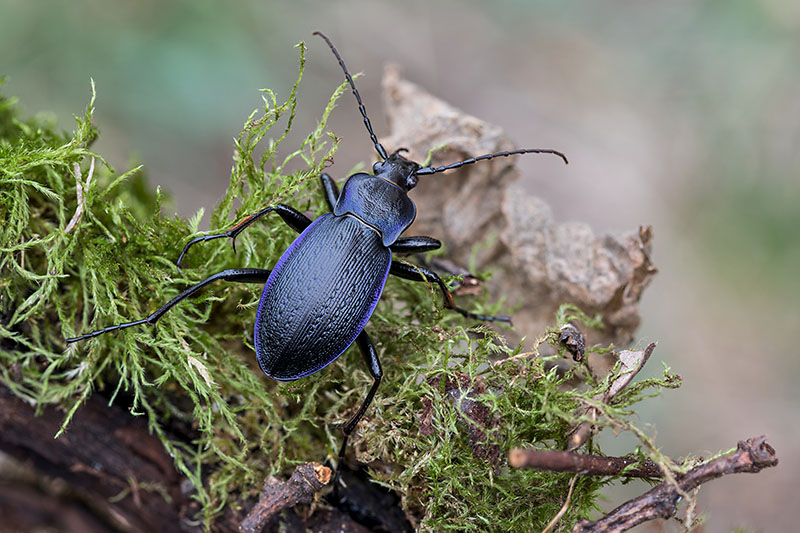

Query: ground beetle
left=67, top=31, right=568, bottom=491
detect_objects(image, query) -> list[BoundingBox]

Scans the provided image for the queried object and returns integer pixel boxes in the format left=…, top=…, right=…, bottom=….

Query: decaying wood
left=0, top=384, right=191, bottom=533
left=382, top=65, right=657, bottom=349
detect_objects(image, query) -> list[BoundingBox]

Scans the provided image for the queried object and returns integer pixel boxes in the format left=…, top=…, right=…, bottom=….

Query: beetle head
left=372, top=149, right=420, bottom=192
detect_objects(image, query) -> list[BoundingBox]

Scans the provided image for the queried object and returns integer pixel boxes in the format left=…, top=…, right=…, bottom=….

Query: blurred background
left=1, top=0, right=797, bottom=530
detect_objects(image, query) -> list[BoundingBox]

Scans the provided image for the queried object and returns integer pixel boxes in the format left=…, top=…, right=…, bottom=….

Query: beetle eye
left=372, top=161, right=383, bottom=174
left=405, top=174, right=418, bottom=190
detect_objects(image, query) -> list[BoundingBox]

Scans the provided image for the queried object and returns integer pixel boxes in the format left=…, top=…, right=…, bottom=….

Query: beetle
left=67, top=31, right=567, bottom=491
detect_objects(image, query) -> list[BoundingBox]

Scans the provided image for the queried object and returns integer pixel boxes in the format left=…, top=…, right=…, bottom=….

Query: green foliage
left=2, top=47, right=683, bottom=531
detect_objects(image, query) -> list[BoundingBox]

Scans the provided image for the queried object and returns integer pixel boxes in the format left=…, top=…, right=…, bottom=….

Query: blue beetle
left=67, top=31, right=567, bottom=489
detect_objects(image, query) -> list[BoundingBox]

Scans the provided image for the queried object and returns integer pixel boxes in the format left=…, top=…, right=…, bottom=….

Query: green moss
left=2, top=45, right=684, bottom=531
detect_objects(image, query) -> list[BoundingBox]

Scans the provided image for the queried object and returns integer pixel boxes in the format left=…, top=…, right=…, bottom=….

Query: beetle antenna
left=415, top=148, right=568, bottom=175
left=314, top=31, right=389, bottom=161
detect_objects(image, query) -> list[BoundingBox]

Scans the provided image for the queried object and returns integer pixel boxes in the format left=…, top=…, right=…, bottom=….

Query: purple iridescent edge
left=253, top=213, right=391, bottom=382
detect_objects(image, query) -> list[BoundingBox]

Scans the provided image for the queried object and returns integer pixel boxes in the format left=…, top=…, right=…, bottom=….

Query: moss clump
left=1, top=44, right=681, bottom=531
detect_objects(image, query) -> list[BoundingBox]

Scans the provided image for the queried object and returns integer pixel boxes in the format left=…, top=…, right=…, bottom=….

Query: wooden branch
left=572, top=436, right=778, bottom=532
left=567, top=342, right=658, bottom=451
left=239, top=462, right=331, bottom=533
left=509, top=449, right=663, bottom=479
left=0, top=384, right=188, bottom=532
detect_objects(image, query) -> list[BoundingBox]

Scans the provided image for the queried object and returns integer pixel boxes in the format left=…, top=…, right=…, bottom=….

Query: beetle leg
left=66, top=268, right=272, bottom=343
left=176, top=204, right=311, bottom=269
left=320, top=172, right=340, bottom=211
left=389, top=261, right=511, bottom=323
left=333, top=330, right=382, bottom=494
left=390, top=235, right=441, bottom=255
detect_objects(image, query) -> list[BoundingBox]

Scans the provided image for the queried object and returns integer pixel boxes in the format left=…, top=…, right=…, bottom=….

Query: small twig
left=65, top=157, right=95, bottom=234
left=542, top=475, right=578, bottom=533
left=509, top=449, right=663, bottom=479
left=567, top=416, right=596, bottom=452
left=490, top=350, right=537, bottom=368
left=567, top=342, right=657, bottom=451
left=239, top=462, right=331, bottom=533
left=683, top=487, right=699, bottom=530
left=572, top=436, right=778, bottom=533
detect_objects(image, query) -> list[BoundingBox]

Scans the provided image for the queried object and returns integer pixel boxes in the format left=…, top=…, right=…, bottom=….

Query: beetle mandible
left=66, top=31, right=568, bottom=490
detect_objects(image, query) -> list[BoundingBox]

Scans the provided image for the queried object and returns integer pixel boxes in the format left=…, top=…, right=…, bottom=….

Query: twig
left=490, top=350, right=538, bottom=368
left=542, top=475, right=578, bottom=533
left=509, top=449, right=663, bottom=479
left=567, top=342, right=657, bottom=451
left=683, top=487, right=699, bottom=530
left=239, top=462, right=331, bottom=533
left=65, top=157, right=95, bottom=234
left=572, top=436, right=778, bottom=533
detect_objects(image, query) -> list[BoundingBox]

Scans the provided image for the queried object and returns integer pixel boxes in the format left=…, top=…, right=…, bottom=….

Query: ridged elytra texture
left=254, top=214, right=391, bottom=381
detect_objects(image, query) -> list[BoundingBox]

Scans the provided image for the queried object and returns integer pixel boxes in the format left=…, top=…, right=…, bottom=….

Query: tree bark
left=0, top=384, right=193, bottom=533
